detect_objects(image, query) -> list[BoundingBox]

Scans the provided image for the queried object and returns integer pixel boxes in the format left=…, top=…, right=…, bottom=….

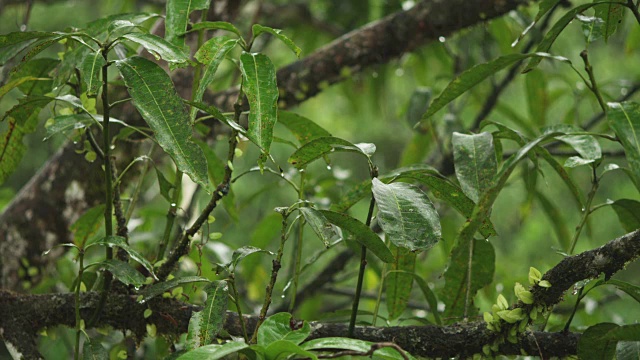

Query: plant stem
left=463, top=237, right=475, bottom=320
left=250, top=212, right=289, bottom=343
left=157, top=169, right=182, bottom=260
left=228, top=275, right=249, bottom=342
left=627, top=0, right=640, bottom=25
left=348, top=196, right=376, bottom=337
left=580, top=50, right=607, bottom=114
left=73, top=249, right=85, bottom=360
left=288, top=171, right=306, bottom=312
left=568, top=166, right=599, bottom=255
left=101, top=50, right=114, bottom=250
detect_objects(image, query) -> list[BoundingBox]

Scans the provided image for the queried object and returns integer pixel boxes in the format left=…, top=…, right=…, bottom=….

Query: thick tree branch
left=0, top=0, right=533, bottom=290
left=2, top=229, right=638, bottom=358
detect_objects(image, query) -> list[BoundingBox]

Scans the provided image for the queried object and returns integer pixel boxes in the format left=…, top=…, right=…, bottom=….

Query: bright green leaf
left=288, top=136, right=373, bottom=169
left=187, top=281, right=228, bottom=349
left=121, top=33, right=189, bottom=64
left=298, top=207, right=341, bottom=248
left=258, top=313, right=311, bottom=346
left=278, top=111, right=331, bottom=145
left=164, top=0, right=211, bottom=49
left=452, top=132, right=497, bottom=203
left=177, top=341, right=248, bottom=360
left=252, top=24, right=301, bottom=58
left=263, top=340, right=317, bottom=360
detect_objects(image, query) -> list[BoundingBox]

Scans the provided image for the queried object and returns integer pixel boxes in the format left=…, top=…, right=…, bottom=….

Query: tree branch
left=2, top=228, right=638, bottom=358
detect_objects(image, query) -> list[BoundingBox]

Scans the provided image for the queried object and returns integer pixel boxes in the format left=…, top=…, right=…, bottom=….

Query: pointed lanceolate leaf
left=177, top=341, right=248, bottom=360
left=611, top=199, right=640, bottom=232
left=240, top=52, right=278, bottom=156
left=80, top=49, right=106, bottom=96
left=10, top=58, right=59, bottom=96
left=191, top=22, right=243, bottom=39
left=92, top=236, right=157, bottom=279
left=298, top=207, right=341, bottom=248
left=0, top=31, right=56, bottom=65
left=165, top=0, right=211, bottom=49
left=0, top=113, right=40, bottom=184
left=278, top=111, right=331, bottom=145
left=542, top=124, right=602, bottom=160
left=386, top=246, right=416, bottom=320
left=417, top=53, right=574, bottom=128
left=192, top=36, right=238, bottom=119
left=187, top=281, right=228, bottom=349
left=594, top=2, right=625, bottom=42
left=319, top=210, right=394, bottom=263
left=99, top=259, right=146, bottom=287
left=289, top=136, right=374, bottom=169
left=608, top=102, right=640, bottom=192
left=116, top=56, right=210, bottom=191
left=228, top=246, right=274, bottom=271
left=372, top=178, right=441, bottom=252
left=252, top=24, right=301, bottom=58
left=71, top=205, right=106, bottom=247
left=440, top=239, right=495, bottom=321
left=121, top=33, right=189, bottom=64
left=452, top=132, right=497, bottom=203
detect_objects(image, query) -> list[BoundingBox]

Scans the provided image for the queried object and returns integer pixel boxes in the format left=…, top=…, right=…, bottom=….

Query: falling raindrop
left=326, top=165, right=332, bottom=170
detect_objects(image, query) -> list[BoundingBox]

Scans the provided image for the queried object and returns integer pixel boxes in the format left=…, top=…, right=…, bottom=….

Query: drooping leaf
left=604, top=279, right=640, bottom=304
left=608, top=102, right=640, bottom=192
left=116, top=56, right=210, bottom=191
left=80, top=49, right=106, bottom=96
left=258, top=313, right=311, bottom=346
left=91, top=236, right=156, bottom=280
left=186, top=281, right=228, bottom=349
left=138, top=276, right=210, bottom=303
left=188, top=101, right=246, bottom=135
left=278, top=111, right=331, bottom=145
left=452, top=132, right=497, bottom=203
left=195, top=139, right=238, bottom=220
left=71, top=205, right=106, bottom=247
left=535, top=0, right=565, bottom=23
left=522, top=3, right=603, bottom=73
left=386, top=246, right=416, bottom=320
left=542, top=124, right=602, bottom=160
left=164, top=0, right=211, bottom=49
left=594, top=1, right=625, bottom=42
left=298, top=207, right=341, bottom=248
left=371, top=178, right=441, bottom=252
left=240, top=52, right=279, bottom=157
left=177, top=341, right=248, bottom=360
left=190, top=22, right=244, bottom=44
left=525, top=70, right=548, bottom=126
left=578, top=323, right=620, bottom=360
left=192, top=36, right=239, bottom=119
left=319, top=210, right=394, bottom=263
left=578, top=14, right=606, bottom=44
left=411, top=273, right=441, bottom=325
left=0, top=31, right=57, bottom=65
left=83, top=336, right=108, bottom=360
left=99, top=259, right=145, bottom=287
left=155, top=168, right=175, bottom=202
left=301, top=337, right=415, bottom=360
left=289, top=136, right=374, bottom=169
left=252, top=24, right=301, bottom=57
left=121, top=33, right=189, bottom=64
left=10, top=58, right=59, bottom=95
left=535, top=191, right=571, bottom=251
left=226, top=246, right=274, bottom=272
left=440, top=239, right=495, bottom=322
left=611, top=199, right=640, bottom=232
left=418, top=53, right=574, bottom=127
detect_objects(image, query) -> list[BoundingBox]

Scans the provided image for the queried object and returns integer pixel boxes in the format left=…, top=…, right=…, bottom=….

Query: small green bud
left=497, top=294, right=509, bottom=310
left=538, top=280, right=552, bottom=288
left=483, top=312, right=494, bottom=324
left=144, top=309, right=153, bottom=319
left=529, top=267, right=542, bottom=285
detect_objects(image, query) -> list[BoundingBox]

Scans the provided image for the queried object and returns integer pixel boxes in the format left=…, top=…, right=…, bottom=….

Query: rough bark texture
left=1, top=229, right=638, bottom=358
left=0, top=0, right=530, bottom=290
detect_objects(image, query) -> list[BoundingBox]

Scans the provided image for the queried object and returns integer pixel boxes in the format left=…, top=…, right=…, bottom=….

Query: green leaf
left=319, top=210, right=394, bottom=263
left=405, top=87, right=431, bottom=126
left=301, top=338, right=414, bottom=360
left=155, top=168, right=175, bottom=202
left=165, top=0, right=211, bottom=49
left=227, top=246, right=274, bottom=272
left=523, top=3, right=602, bottom=73
left=418, top=53, right=573, bottom=127
left=0, top=114, right=39, bottom=184
left=10, top=58, right=59, bottom=95
left=278, top=111, right=331, bottom=145
left=99, top=259, right=145, bottom=287
left=411, top=273, right=441, bottom=325
left=195, top=139, right=238, bottom=221
left=617, top=341, right=640, bottom=360
left=262, top=340, right=317, bottom=360
left=535, top=191, right=571, bottom=251
left=372, top=178, right=441, bottom=251
left=535, top=0, right=565, bottom=22
left=604, top=279, right=640, bottom=304
left=92, top=236, right=157, bottom=280
left=116, top=56, right=210, bottom=191
left=191, top=21, right=244, bottom=40
left=578, top=14, right=605, bottom=44
left=177, top=341, right=248, bottom=360
left=386, top=246, right=416, bottom=320
left=608, top=102, right=640, bottom=192
left=138, top=276, right=210, bottom=303
left=121, top=33, right=189, bottom=64
left=240, top=52, right=279, bottom=157
left=188, top=101, right=246, bottom=135
left=252, top=24, right=301, bottom=58
left=83, top=336, right=108, bottom=360
left=192, top=36, right=239, bottom=119
left=288, top=136, right=374, bottom=169
left=298, top=207, right=341, bottom=248
left=0, top=31, right=56, bottom=65
left=542, top=124, right=602, bottom=161
left=80, top=49, right=106, bottom=96
left=187, top=281, right=228, bottom=349
left=258, top=313, right=311, bottom=346
left=441, top=239, right=495, bottom=321
left=71, top=205, right=106, bottom=247
left=452, top=132, right=497, bottom=203
left=525, top=70, right=548, bottom=127
left=594, top=2, right=625, bottom=42
left=611, top=199, right=640, bottom=232
left=579, top=323, right=619, bottom=360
